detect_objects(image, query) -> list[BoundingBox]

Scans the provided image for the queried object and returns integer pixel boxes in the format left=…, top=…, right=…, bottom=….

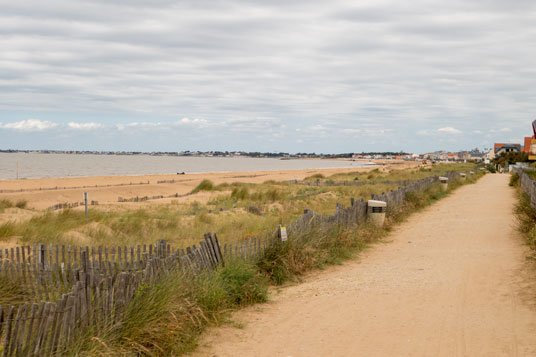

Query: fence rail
left=0, top=170, right=471, bottom=356
left=0, top=181, right=150, bottom=194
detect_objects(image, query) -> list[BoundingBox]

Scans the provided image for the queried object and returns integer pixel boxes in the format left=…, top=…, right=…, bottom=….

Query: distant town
left=0, top=149, right=489, bottom=162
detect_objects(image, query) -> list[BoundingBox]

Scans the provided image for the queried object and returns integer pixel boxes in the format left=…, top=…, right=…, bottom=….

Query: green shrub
left=15, top=199, right=27, bottom=209
left=305, top=174, right=324, bottom=180
left=231, top=187, right=249, bottom=200
left=0, top=199, right=14, bottom=213
left=218, top=260, right=267, bottom=306
left=510, top=172, right=520, bottom=187
left=191, top=179, right=216, bottom=194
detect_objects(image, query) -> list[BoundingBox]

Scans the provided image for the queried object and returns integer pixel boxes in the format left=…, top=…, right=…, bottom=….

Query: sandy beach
left=0, top=160, right=418, bottom=210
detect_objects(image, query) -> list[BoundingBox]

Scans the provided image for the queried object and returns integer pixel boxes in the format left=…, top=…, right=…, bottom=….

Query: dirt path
left=192, top=174, right=536, bottom=356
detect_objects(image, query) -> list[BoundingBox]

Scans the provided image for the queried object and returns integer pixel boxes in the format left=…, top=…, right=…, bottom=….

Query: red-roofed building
left=447, top=153, right=458, bottom=161
left=494, top=143, right=521, bottom=156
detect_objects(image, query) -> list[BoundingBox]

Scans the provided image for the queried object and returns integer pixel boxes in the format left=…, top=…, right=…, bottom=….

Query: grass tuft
left=191, top=179, right=217, bottom=194
left=71, top=261, right=267, bottom=356
left=0, top=199, right=14, bottom=213
left=304, top=174, right=324, bottom=180
left=510, top=172, right=520, bottom=187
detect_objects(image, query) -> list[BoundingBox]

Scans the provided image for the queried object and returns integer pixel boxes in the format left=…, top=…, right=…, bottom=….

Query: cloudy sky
left=1, top=0, right=535, bottom=153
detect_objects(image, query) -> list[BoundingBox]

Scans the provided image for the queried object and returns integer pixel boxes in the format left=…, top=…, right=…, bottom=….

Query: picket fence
left=0, top=170, right=469, bottom=356
left=285, top=178, right=413, bottom=187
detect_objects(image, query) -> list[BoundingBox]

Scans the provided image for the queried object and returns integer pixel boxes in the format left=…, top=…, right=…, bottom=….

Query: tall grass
left=0, top=164, right=479, bottom=249
left=2, top=165, right=483, bottom=355
left=513, top=177, right=536, bottom=253
left=0, top=277, right=32, bottom=306
left=190, top=179, right=218, bottom=194
left=71, top=260, right=267, bottom=356
left=0, top=199, right=27, bottom=213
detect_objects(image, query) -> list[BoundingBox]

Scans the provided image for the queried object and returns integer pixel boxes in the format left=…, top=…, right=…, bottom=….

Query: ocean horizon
left=0, top=152, right=375, bottom=180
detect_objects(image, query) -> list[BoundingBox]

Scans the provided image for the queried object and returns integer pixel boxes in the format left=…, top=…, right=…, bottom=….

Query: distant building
left=485, top=148, right=495, bottom=161
left=494, top=143, right=521, bottom=156
left=447, top=153, right=459, bottom=161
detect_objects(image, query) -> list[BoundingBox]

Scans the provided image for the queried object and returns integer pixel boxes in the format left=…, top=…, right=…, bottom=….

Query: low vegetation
left=0, top=163, right=484, bottom=355
left=0, top=198, right=27, bottom=213
left=190, top=179, right=219, bottom=194
left=492, top=151, right=528, bottom=168
left=0, top=164, right=477, bottom=248
left=511, top=174, right=536, bottom=256
left=69, top=260, right=268, bottom=356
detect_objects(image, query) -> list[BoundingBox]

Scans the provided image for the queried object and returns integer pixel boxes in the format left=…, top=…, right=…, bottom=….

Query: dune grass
left=69, top=259, right=267, bottom=356
left=326, top=163, right=476, bottom=182
left=512, top=176, right=536, bottom=255
left=0, top=163, right=477, bottom=249
left=0, top=163, right=485, bottom=355
left=72, top=173, right=483, bottom=356
left=190, top=179, right=219, bottom=194
left=0, top=198, right=27, bottom=213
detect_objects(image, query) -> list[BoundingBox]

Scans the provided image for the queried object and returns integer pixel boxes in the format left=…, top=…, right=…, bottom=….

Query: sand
left=191, top=174, right=536, bottom=356
left=0, top=160, right=419, bottom=210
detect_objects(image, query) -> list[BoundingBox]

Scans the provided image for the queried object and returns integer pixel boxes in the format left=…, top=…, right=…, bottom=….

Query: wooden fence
left=515, top=168, right=536, bottom=207
left=47, top=201, right=99, bottom=211
left=285, top=178, right=414, bottom=187
left=0, top=181, right=150, bottom=194
left=117, top=192, right=190, bottom=202
left=0, top=171, right=470, bottom=355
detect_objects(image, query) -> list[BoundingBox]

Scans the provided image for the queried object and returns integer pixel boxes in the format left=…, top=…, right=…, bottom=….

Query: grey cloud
left=0, top=0, right=535, bottom=153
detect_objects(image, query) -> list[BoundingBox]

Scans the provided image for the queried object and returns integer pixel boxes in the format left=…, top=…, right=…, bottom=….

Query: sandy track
left=192, top=174, right=536, bottom=356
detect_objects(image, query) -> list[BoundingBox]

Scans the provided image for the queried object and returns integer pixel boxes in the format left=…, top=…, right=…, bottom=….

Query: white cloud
left=341, top=128, right=361, bottom=134
left=116, top=122, right=161, bottom=131
left=174, top=118, right=211, bottom=128
left=1, top=1, right=536, bottom=152
left=67, top=122, right=103, bottom=130
left=438, top=127, right=462, bottom=134
left=499, top=128, right=512, bottom=132
left=417, top=129, right=430, bottom=136
left=472, top=130, right=482, bottom=134
left=1, top=119, right=58, bottom=131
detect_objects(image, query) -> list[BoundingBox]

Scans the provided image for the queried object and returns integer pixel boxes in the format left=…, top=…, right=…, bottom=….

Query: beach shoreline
left=0, top=160, right=419, bottom=210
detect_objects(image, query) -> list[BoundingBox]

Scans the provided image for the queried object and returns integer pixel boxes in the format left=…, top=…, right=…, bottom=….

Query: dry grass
left=0, top=164, right=477, bottom=249
left=0, top=163, right=484, bottom=356
left=70, top=261, right=267, bottom=356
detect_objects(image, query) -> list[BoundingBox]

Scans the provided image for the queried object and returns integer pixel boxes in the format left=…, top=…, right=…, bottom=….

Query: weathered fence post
left=277, top=225, right=288, bottom=242
left=157, top=240, right=166, bottom=258
left=39, top=244, right=46, bottom=269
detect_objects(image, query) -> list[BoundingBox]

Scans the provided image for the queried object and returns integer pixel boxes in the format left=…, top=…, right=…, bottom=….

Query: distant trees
left=493, top=151, right=528, bottom=167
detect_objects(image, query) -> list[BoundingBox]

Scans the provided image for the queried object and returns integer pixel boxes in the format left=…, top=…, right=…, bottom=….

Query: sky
left=0, top=0, right=535, bottom=154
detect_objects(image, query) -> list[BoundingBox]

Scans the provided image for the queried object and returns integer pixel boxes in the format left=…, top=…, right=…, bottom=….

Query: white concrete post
left=367, top=200, right=387, bottom=227
left=439, top=176, right=448, bottom=191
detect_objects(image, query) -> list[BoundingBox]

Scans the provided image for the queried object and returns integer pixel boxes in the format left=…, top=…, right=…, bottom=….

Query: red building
left=524, top=137, right=532, bottom=153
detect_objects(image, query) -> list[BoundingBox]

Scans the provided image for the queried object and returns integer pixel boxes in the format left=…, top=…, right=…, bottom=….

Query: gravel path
left=193, top=174, right=536, bottom=356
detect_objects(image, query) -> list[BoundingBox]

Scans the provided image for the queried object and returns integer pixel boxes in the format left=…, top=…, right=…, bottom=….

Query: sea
left=0, top=153, right=375, bottom=180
